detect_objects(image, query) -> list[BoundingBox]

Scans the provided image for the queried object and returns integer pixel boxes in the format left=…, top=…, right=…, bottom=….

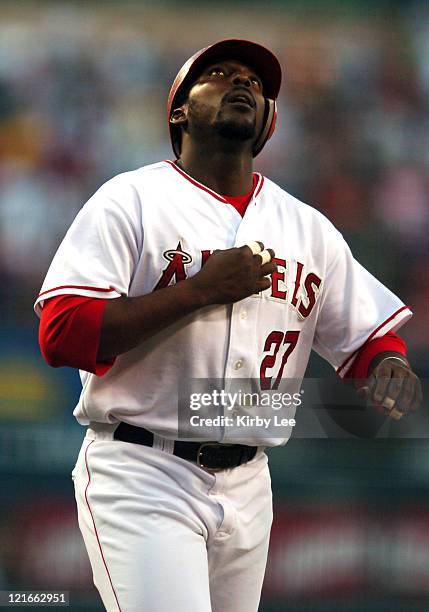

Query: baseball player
left=35, top=39, right=422, bottom=611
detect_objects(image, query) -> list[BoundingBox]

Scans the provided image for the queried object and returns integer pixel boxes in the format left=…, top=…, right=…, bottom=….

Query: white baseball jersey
left=35, top=160, right=412, bottom=446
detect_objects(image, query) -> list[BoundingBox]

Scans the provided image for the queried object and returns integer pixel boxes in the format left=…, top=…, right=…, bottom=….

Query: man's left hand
left=364, top=356, right=423, bottom=420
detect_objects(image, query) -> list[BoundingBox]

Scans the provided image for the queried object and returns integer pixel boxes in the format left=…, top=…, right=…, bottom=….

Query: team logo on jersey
left=154, top=242, right=193, bottom=290
left=154, top=245, right=322, bottom=318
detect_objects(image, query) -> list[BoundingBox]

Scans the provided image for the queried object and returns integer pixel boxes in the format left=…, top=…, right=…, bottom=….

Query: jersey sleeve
left=313, top=229, right=412, bottom=377
left=34, top=175, right=143, bottom=316
left=39, top=295, right=115, bottom=375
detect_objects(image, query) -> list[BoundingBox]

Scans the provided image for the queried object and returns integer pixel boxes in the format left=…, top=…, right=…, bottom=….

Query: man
left=35, top=39, right=422, bottom=611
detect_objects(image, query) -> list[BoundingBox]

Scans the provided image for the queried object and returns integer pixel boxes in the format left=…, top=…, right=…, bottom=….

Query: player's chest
left=140, top=193, right=317, bottom=263
left=133, top=196, right=325, bottom=321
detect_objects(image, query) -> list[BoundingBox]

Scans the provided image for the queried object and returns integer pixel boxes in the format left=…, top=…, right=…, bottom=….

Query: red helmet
left=167, top=39, right=282, bottom=158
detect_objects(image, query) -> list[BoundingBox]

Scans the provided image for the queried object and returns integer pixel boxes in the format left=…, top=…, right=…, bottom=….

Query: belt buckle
left=197, top=443, right=224, bottom=472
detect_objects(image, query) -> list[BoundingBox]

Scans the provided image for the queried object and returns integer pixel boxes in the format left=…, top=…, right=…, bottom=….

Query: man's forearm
left=97, top=278, right=209, bottom=361
left=97, top=244, right=277, bottom=361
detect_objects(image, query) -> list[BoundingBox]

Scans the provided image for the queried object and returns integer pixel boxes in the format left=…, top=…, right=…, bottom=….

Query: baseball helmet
left=167, top=39, right=282, bottom=157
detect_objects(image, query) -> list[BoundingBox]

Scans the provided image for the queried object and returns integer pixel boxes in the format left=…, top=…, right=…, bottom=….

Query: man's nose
left=232, top=72, right=251, bottom=87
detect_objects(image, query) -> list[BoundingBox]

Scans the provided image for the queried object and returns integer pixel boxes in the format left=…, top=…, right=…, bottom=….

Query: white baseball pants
left=72, top=424, right=273, bottom=612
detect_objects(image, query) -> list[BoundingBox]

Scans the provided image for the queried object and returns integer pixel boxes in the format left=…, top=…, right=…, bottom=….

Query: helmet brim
left=175, top=39, right=281, bottom=103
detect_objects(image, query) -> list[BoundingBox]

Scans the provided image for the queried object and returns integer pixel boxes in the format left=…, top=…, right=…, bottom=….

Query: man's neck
left=177, top=144, right=254, bottom=196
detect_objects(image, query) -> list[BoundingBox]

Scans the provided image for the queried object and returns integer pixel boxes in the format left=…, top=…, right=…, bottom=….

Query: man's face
left=183, top=59, right=266, bottom=145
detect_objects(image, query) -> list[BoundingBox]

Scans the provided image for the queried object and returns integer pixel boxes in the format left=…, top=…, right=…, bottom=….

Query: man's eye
left=250, top=76, right=262, bottom=88
left=208, top=67, right=225, bottom=77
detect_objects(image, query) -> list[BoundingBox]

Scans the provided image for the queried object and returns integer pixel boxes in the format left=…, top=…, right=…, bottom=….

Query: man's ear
left=169, top=106, right=187, bottom=127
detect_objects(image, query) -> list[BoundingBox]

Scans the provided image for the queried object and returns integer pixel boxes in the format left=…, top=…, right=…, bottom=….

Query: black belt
left=113, top=422, right=257, bottom=471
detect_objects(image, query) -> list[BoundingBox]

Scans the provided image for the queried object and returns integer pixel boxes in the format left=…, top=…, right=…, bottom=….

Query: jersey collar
left=164, top=160, right=264, bottom=203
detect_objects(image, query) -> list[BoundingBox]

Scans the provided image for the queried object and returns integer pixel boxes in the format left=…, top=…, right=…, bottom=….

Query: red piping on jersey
left=165, top=160, right=228, bottom=202
left=164, top=160, right=264, bottom=203
left=84, top=441, right=122, bottom=612
left=38, top=284, right=115, bottom=298
left=254, top=175, right=264, bottom=197
left=336, top=305, right=411, bottom=376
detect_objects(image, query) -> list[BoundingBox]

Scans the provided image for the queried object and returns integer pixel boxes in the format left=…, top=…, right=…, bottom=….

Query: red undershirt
left=224, top=173, right=258, bottom=217
left=38, top=177, right=406, bottom=379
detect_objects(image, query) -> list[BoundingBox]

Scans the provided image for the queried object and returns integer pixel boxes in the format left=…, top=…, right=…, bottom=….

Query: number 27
left=260, top=330, right=300, bottom=390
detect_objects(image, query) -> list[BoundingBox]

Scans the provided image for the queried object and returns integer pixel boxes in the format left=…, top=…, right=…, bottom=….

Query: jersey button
left=234, top=360, right=243, bottom=370
left=240, top=311, right=247, bottom=320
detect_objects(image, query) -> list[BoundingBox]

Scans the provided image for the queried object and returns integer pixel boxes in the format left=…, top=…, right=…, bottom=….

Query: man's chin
left=214, top=116, right=256, bottom=142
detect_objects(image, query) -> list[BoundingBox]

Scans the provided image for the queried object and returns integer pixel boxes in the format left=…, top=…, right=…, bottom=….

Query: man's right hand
left=188, top=242, right=278, bottom=306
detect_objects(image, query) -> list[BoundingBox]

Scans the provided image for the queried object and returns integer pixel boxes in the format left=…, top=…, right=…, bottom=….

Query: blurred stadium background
left=1, top=1, right=428, bottom=610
